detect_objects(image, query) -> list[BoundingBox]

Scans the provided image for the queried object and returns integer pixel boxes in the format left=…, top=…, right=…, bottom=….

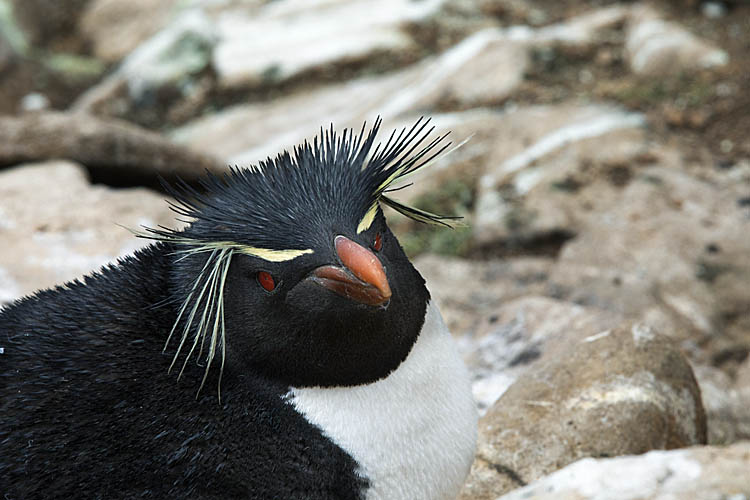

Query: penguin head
left=146, top=118, right=460, bottom=391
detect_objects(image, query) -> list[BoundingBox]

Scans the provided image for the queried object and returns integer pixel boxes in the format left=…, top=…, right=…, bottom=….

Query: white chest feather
left=286, top=301, right=478, bottom=500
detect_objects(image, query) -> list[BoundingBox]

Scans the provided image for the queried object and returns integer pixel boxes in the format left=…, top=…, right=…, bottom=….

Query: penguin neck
left=286, top=300, right=479, bottom=500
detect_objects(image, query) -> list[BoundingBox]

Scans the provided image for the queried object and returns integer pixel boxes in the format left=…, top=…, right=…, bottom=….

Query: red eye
left=373, top=232, right=383, bottom=252
left=257, top=271, right=276, bottom=292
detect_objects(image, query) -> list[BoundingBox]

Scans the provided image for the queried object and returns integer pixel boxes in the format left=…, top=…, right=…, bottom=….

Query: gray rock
left=529, top=5, right=629, bottom=47
left=625, top=5, right=728, bottom=75
left=73, top=9, right=217, bottom=115
left=496, top=441, right=750, bottom=500
left=460, top=321, right=707, bottom=499
left=19, top=92, right=50, bottom=112
left=212, top=0, right=443, bottom=89
left=171, top=5, right=635, bottom=163
left=0, top=161, right=176, bottom=305
left=548, top=160, right=750, bottom=358
left=693, top=364, right=750, bottom=445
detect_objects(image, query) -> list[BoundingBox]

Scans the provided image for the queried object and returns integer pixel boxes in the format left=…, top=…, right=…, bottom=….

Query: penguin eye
left=373, top=232, right=383, bottom=252
left=257, top=271, right=276, bottom=292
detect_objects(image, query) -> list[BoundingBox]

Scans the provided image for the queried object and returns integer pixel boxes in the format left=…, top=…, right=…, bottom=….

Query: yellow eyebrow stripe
left=237, top=246, right=314, bottom=262
left=356, top=204, right=378, bottom=234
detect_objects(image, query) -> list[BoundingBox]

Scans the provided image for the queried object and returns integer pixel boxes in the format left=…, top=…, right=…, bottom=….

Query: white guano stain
left=631, top=323, right=656, bottom=345
left=583, top=329, right=611, bottom=343
left=499, top=448, right=703, bottom=500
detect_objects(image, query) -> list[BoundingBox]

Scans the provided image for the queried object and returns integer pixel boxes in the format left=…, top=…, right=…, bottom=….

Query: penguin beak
left=309, top=235, right=392, bottom=307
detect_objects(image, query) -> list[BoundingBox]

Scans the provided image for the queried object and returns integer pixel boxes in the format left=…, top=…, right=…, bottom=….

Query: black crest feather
left=139, top=116, right=460, bottom=250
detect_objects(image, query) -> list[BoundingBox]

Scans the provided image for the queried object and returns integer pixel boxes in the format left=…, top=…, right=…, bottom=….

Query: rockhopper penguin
left=0, top=118, right=478, bottom=499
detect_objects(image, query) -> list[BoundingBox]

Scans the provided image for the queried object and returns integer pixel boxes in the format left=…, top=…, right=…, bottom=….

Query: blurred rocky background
left=1, top=0, right=749, bottom=498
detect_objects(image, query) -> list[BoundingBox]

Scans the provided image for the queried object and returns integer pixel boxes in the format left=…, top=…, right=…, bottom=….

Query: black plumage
left=0, top=118, right=458, bottom=499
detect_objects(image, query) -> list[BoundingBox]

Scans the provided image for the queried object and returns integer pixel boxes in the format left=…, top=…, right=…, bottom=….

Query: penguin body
left=288, top=300, right=477, bottom=500
left=0, top=119, right=477, bottom=499
left=1, top=244, right=367, bottom=499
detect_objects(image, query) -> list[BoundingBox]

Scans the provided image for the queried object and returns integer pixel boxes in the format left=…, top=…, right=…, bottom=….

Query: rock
left=495, top=441, right=750, bottom=500
left=473, top=102, right=646, bottom=246
left=172, top=31, right=531, bottom=165
left=212, top=0, right=443, bottom=89
left=112, top=9, right=216, bottom=99
left=625, top=5, right=728, bottom=75
left=18, top=92, right=50, bottom=112
left=9, top=0, right=88, bottom=48
left=72, top=9, right=217, bottom=119
left=471, top=101, right=750, bottom=363
left=79, top=0, right=182, bottom=63
left=172, top=5, right=636, bottom=162
left=387, top=30, right=528, bottom=112
left=547, top=161, right=750, bottom=359
left=453, top=296, right=618, bottom=413
left=0, top=161, right=176, bottom=304
left=172, top=83, right=510, bottom=166
left=0, top=0, right=28, bottom=59
left=0, top=111, right=225, bottom=183
left=693, top=364, right=750, bottom=445
left=531, top=5, right=628, bottom=47
left=460, top=321, right=707, bottom=499
left=415, top=256, right=555, bottom=337
left=702, top=1, right=728, bottom=18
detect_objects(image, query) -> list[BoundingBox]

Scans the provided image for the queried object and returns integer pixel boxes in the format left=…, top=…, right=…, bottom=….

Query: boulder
left=454, top=296, right=618, bottom=413
left=171, top=31, right=531, bottom=166
left=460, top=321, right=707, bottom=499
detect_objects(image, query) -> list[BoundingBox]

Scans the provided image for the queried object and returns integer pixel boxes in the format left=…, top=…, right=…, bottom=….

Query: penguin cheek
left=284, top=278, right=336, bottom=314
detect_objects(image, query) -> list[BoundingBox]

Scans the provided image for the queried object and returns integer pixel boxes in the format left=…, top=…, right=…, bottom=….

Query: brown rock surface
left=460, top=321, right=707, bottom=499
left=0, top=161, right=175, bottom=304
left=0, top=111, right=225, bottom=183
left=453, top=296, right=619, bottom=412
left=415, top=256, right=555, bottom=336
left=472, top=103, right=750, bottom=364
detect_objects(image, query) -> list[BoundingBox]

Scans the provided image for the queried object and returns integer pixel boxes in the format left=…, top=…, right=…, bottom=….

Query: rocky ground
left=1, top=0, right=749, bottom=498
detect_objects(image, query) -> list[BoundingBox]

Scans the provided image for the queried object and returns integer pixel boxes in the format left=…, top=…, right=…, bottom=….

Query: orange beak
left=309, top=235, right=392, bottom=307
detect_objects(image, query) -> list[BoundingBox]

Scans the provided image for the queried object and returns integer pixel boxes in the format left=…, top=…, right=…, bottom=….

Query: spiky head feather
left=143, top=117, right=459, bottom=250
